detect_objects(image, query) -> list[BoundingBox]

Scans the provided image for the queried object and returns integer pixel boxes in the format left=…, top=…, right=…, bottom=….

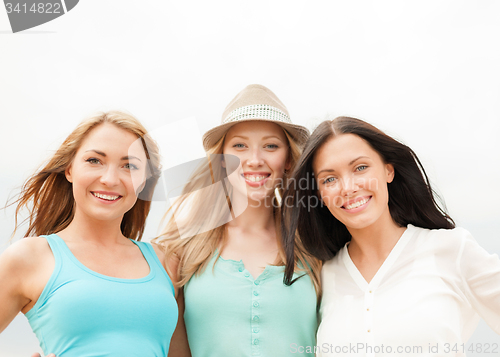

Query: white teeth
left=93, top=192, right=120, bottom=201
left=345, top=198, right=369, bottom=210
left=244, top=175, right=268, bottom=182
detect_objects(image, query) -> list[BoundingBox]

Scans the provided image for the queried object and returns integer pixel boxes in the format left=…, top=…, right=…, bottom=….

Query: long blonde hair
left=154, top=128, right=322, bottom=297
left=10, top=111, right=161, bottom=240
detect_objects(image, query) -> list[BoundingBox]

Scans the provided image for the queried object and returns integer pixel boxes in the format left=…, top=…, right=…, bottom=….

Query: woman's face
left=313, top=133, right=394, bottom=232
left=65, top=123, right=148, bottom=224
left=222, top=121, right=290, bottom=204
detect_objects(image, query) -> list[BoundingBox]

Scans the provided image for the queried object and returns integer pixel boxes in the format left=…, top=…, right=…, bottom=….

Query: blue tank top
left=25, top=234, right=178, bottom=357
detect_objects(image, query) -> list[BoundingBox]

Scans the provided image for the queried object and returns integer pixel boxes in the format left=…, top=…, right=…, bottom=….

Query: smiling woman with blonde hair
left=155, top=84, right=321, bottom=357
left=0, top=111, right=179, bottom=357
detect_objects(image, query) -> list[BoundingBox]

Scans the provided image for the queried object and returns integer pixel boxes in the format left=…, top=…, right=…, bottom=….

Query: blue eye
left=266, top=144, right=279, bottom=149
left=356, top=165, right=368, bottom=172
left=233, top=143, right=246, bottom=148
left=322, top=177, right=337, bottom=185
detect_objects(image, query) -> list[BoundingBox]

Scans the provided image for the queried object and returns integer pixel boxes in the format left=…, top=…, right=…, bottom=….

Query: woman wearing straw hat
left=155, top=84, right=321, bottom=357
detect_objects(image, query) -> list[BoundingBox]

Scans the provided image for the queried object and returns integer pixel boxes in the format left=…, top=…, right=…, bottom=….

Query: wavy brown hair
left=153, top=129, right=322, bottom=298
left=10, top=111, right=161, bottom=240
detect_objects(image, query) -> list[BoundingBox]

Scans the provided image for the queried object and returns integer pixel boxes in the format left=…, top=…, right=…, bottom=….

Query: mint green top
left=184, top=253, right=318, bottom=357
left=26, top=234, right=178, bottom=357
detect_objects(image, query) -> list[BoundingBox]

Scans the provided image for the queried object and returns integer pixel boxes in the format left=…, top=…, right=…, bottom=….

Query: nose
left=246, top=148, right=264, bottom=167
left=100, top=165, right=121, bottom=187
left=339, top=175, right=359, bottom=196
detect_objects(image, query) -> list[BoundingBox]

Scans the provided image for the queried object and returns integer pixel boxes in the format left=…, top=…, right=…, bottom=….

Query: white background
left=0, top=1, right=499, bottom=356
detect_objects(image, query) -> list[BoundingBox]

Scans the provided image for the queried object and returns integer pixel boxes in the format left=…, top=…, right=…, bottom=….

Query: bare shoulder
left=150, top=242, right=166, bottom=264
left=0, top=237, right=53, bottom=271
left=0, top=237, right=55, bottom=310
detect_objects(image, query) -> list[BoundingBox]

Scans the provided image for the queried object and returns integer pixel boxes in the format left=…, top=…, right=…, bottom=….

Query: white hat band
left=222, top=104, right=291, bottom=124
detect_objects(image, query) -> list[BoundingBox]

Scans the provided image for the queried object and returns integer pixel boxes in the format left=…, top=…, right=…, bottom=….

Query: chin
left=247, top=193, right=266, bottom=204
left=330, top=212, right=367, bottom=229
left=91, top=212, right=123, bottom=222
left=247, top=191, right=273, bottom=206
left=87, top=206, right=129, bottom=221
left=342, top=217, right=380, bottom=231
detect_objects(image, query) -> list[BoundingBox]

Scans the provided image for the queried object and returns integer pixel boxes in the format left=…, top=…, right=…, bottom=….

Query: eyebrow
left=262, top=135, right=283, bottom=141
left=85, top=150, right=143, bottom=162
left=229, top=135, right=284, bottom=141
left=316, top=156, right=370, bottom=176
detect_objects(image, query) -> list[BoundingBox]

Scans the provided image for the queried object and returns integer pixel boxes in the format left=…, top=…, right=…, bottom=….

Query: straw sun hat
left=202, top=84, right=310, bottom=151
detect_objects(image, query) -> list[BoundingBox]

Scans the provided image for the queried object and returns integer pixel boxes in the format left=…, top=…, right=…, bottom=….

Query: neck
left=57, top=209, right=127, bottom=246
left=228, top=195, right=276, bottom=232
left=347, top=208, right=406, bottom=260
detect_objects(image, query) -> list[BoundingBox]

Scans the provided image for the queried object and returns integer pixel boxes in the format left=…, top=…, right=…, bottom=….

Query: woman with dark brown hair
left=282, top=116, right=500, bottom=356
left=0, top=111, right=179, bottom=357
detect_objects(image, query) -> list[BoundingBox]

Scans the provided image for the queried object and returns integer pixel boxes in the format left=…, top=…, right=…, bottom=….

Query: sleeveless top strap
left=136, top=241, right=176, bottom=296
left=28, top=234, right=65, bottom=314
left=43, top=234, right=64, bottom=263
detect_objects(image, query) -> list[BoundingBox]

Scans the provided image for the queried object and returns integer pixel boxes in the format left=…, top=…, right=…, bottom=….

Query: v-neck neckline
left=341, top=225, right=414, bottom=291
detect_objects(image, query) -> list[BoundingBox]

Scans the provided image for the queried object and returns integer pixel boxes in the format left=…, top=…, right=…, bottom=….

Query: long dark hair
left=282, top=116, right=455, bottom=285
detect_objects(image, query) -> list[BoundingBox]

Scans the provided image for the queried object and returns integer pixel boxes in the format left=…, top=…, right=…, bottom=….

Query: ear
left=385, top=163, right=395, bottom=183
left=65, top=165, right=73, bottom=183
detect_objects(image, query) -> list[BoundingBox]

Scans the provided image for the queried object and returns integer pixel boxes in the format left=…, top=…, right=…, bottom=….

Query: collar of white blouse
left=342, top=224, right=414, bottom=292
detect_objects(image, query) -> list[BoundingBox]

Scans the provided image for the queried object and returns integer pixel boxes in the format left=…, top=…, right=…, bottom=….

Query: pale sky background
left=1, top=1, right=499, bottom=356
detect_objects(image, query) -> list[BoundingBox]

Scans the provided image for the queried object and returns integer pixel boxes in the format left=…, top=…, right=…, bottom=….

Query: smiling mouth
left=242, top=174, right=270, bottom=182
left=342, top=197, right=371, bottom=210
left=92, top=192, right=122, bottom=201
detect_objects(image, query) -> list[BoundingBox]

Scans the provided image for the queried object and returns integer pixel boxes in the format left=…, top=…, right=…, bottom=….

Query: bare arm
left=0, top=238, right=48, bottom=333
left=168, top=287, right=191, bottom=357
left=0, top=239, right=55, bottom=357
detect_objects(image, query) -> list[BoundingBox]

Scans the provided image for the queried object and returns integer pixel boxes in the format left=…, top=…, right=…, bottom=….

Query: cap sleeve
left=458, top=228, right=500, bottom=334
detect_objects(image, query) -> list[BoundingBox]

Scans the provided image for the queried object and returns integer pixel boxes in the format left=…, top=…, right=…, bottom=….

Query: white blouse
left=317, top=225, right=500, bottom=357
